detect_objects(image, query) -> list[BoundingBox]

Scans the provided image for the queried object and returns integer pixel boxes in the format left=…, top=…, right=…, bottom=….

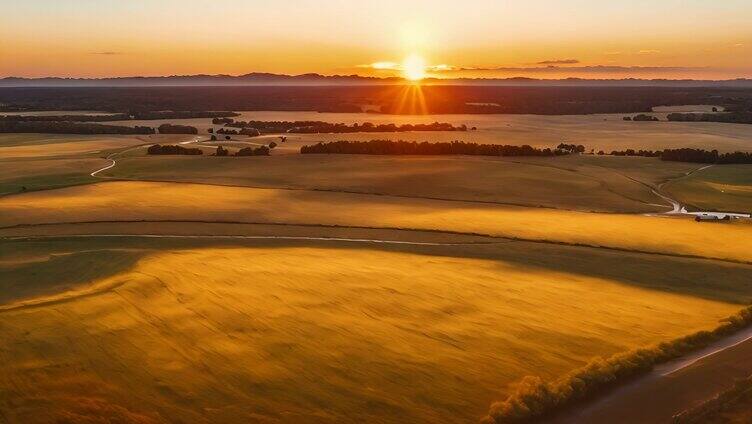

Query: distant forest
left=0, top=111, right=237, bottom=122
left=2, top=86, right=752, bottom=115
left=0, top=121, right=155, bottom=134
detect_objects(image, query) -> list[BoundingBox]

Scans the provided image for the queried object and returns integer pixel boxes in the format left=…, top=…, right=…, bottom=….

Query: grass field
left=102, top=154, right=700, bottom=213
left=2, top=236, right=751, bottom=423
left=0, top=134, right=196, bottom=195
left=663, top=165, right=752, bottom=213
left=2, top=127, right=752, bottom=423
left=3, top=181, right=752, bottom=264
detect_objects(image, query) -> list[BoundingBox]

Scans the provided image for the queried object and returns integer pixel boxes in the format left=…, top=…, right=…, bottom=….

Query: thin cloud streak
left=536, top=59, right=580, bottom=65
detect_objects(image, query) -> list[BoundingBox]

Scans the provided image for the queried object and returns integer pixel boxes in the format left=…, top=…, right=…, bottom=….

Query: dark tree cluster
left=556, top=143, right=585, bottom=153
left=0, top=111, right=236, bottom=123
left=222, top=119, right=468, bottom=134
left=661, top=148, right=752, bottom=164
left=147, top=144, right=202, bottom=155
left=213, top=146, right=229, bottom=156
left=131, top=111, right=238, bottom=120
left=0, top=120, right=154, bottom=134
left=667, top=112, right=752, bottom=125
left=631, top=114, right=660, bottom=122
left=235, top=146, right=270, bottom=156
left=157, top=124, right=198, bottom=134
left=607, top=149, right=661, bottom=157
left=300, top=140, right=565, bottom=157
left=216, top=128, right=239, bottom=135
left=0, top=113, right=130, bottom=122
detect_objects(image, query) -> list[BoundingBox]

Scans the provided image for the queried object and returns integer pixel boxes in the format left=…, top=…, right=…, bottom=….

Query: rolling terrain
left=1, top=119, right=752, bottom=423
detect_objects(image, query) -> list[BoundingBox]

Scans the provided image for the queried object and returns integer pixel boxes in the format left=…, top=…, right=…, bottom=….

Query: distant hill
left=2, top=73, right=752, bottom=87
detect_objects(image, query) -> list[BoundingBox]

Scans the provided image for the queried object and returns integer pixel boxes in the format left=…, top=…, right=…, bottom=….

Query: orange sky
left=2, top=0, right=751, bottom=80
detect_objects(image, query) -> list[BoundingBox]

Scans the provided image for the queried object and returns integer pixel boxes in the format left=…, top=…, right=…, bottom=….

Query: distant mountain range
left=2, top=73, right=752, bottom=87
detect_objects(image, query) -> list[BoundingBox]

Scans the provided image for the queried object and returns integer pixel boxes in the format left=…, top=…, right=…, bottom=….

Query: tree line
left=667, top=112, right=752, bottom=125
left=218, top=119, right=469, bottom=134
left=147, top=144, right=202, bottom=155
left=157, top=124, right=198, bottom=134
left=0, top=111, right=237, bottom=122
left=300, top=140, right=568, bottom=157
left=483, top=306, right=752, bottom=423
left=0, top=121, right=155, bottom=134
left=661, top=148, right=752, bottom=164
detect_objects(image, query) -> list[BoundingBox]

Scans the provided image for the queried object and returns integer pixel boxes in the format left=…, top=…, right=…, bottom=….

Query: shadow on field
left=0, top=241, right=145, bottom=304
left=3, top=233, right=751, bottom=306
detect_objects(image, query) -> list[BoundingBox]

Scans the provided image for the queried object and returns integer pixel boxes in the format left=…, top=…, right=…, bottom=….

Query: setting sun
left=403, top=54, right=427, bottom=81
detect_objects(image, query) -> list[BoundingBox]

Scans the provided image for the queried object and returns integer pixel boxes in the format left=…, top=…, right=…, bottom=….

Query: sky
left=2, top=0, right=752, bottom=80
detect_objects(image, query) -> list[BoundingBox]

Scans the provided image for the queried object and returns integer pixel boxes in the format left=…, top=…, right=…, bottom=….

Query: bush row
left=482, top=305, right=752, bottom=423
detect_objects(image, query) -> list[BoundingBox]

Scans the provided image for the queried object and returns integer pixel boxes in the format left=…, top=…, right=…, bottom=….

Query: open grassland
left=102, top=154, right=698, bottom=213
left=2, top=181, right=752, bottom=263
left=2, top=236, right=752, bottom=423
left=663, top=165, right=752, bottom=212
left=0, top=134, right=197, bottom=195
left=0, top=157, right=110, bottom=195
left=0, top=133, right=153, bottom=158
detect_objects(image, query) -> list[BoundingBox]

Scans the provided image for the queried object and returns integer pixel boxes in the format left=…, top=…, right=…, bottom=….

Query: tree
left=269, top=141, right=277, bottom=149
left=225, top=135, right=231, bottom=140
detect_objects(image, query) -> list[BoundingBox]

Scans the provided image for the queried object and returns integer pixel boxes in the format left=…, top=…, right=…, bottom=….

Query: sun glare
left=403, top=54, right=426, bottom=82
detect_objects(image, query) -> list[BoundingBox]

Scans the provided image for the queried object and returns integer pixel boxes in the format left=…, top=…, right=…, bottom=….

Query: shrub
left=483, top=305, right=752, bottom=423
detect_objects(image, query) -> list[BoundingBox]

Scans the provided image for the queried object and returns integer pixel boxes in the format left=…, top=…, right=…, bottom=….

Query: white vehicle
left=691, top=212, right=751, bottom=222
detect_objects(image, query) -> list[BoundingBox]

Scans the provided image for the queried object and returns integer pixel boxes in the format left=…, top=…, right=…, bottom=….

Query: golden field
left=2, top=237, right=751, bottom=423
left=102, top=154, right=700, bottom=213
left=2, top=181, right=752, bottom=263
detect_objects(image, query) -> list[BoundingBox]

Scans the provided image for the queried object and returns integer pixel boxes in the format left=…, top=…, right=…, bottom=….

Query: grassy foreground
left=2, top=237, right=751, bottom=423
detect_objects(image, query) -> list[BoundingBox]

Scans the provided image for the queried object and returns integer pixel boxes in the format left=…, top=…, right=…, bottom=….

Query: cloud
left=90, top=51, right=122, bottom=56
left=637, top=49, right=661, bottom=55
left=435, top=65, right=706, bottom=75
left=536, top=59, right=580, bottom=65
left=734, top=43, right=744, bottom=48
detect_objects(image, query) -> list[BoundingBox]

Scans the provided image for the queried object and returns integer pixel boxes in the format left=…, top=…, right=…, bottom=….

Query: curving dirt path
left=90, top=136, right=204, bottom=177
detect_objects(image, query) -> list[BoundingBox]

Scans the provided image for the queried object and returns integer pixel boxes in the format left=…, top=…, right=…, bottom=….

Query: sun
left=403, top=54, right=427, bottom=82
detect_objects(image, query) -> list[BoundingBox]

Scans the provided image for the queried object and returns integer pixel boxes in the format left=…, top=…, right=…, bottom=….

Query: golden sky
left=2, top=0, right=751, bottom=79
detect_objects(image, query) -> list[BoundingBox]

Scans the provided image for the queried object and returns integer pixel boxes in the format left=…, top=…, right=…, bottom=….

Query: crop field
left=2, top=235, right=751, bottom=423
